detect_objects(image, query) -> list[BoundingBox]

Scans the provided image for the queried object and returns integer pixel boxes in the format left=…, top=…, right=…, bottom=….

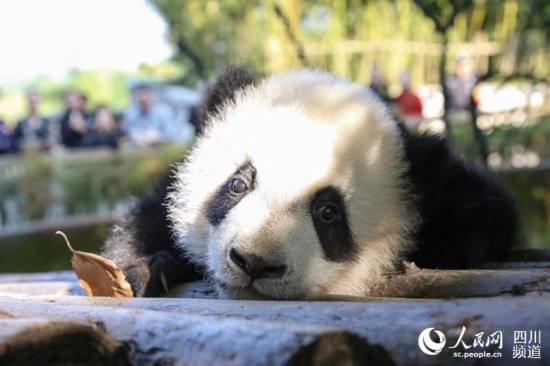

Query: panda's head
left=168, top=68, right=418, bottom=299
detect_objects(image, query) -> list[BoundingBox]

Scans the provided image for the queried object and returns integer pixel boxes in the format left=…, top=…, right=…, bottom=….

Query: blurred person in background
left=395, top=70, right=423, bottom=129
left=81, top=105, right=123, bottom=149
left=445, top=51, right=478, bottom=124
left=14, top=90, right=51, bottom=152
left=59, top=89, right=90, bottom=148
left=369, top=64, right=390, bottom=102
left=123, top=84, right=176, bottom=147
left=0, top=118, right=17, bottom=155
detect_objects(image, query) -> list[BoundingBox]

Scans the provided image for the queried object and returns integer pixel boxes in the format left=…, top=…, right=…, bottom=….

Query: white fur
left=168, top=69, right=419, bottom=299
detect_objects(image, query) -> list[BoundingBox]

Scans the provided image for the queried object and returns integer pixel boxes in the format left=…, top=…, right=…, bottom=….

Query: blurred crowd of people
left=0, top=55, right=479, bottom=156
left=0, top=84, right=195, bottom=155
left=369, top=52, right=479, bottom=128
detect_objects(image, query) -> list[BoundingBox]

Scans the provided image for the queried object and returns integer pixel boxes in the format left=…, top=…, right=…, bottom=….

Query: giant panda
left=102, top=67, right=518, bottom=299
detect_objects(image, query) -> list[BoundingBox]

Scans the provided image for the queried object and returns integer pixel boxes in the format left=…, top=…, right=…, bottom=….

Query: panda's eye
left=230, top=178, right=248, bottom=194
left=316, top=204, right=339, bottom=224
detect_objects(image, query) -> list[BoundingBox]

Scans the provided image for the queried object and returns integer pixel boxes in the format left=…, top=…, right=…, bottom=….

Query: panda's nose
left=229, top=248, right=287, bottom=280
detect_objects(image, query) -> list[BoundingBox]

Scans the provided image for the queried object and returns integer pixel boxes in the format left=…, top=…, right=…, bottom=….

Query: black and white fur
left=103, top=67, right=517, bottom=299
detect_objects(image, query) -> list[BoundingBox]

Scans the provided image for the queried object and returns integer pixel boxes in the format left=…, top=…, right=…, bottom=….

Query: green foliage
left=0, top=69, right=130, bottom=124
left=1, top=225, right=108, bottom=272
left=452, top=115, right=550, bottom=164
left=136, top=61, right=189, bottom=82
left=148, top=0, right=265, bottom=84
left=145, top=0, right=550, bottom=85
left=0, top=145, right=191, bottom=272
left=411, top=0, right=474, bottom=33
left=0, top=145, right=186, bottom=224
left=488, top=116, right=550, bottom=160
left=448, top=115, right=550, bottom=248
left=66, top=69, right=129, bottom=111
left=499, top=170, right=550, bottom=249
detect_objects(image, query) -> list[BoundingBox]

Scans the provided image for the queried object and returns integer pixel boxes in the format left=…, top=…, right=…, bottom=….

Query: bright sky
left=0, top=0, right=173, bottom=84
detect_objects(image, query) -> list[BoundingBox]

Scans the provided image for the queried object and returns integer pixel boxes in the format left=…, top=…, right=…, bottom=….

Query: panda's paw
left=123, top=259, right=154, bottom=297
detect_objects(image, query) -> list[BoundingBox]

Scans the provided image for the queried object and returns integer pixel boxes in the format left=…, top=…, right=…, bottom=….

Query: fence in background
left=0, top=144, right=185, bottom=239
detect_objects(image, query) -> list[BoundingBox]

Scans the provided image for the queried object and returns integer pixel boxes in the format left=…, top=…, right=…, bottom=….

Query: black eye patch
left=206, top=161, right=256, bottom=226
left=310, top=186, right=358, bottom=262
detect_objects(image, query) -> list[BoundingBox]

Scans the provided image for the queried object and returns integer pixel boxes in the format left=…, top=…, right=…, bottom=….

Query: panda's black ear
left=197, top=66, right=257, bottom=133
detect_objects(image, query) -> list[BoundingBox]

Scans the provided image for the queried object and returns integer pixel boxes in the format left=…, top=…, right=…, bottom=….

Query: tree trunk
left=439, top=31, right=453, bottom=141
left=1, top=259, right=548, bottom=365
left=0, top=319, right=130, bottom=365
left=0, top=293, right=549, bottom=365
left=0, top=298, right=389, bottom=366
left=470, top=101, right=489, bottom=164
left=366, top=262, right=549, bottom=298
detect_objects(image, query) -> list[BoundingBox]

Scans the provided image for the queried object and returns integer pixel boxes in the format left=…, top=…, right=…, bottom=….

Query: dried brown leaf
left=56, top=231, right=133, bottom=298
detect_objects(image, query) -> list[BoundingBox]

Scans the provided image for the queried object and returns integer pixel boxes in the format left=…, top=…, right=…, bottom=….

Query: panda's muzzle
left=229, top=247, right=287, bottom=280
